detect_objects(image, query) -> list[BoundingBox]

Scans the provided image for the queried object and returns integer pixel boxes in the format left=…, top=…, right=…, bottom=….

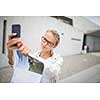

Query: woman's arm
left=8, top=49, right=14, bottom=65
left=7, top=33, right=31, bottom=65
left=7, top=34, right=17, bottom=65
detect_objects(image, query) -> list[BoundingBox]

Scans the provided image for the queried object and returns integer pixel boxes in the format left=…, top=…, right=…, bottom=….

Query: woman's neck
left=40, top=50, right=53, bottom=59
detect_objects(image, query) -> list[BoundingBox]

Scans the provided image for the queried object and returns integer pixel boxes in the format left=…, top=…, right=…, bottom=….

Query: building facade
left=0, top=16, right=100, bottom=58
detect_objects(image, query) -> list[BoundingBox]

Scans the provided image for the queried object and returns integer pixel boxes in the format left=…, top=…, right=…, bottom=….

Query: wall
left=0, top=16, right=84, bottom=57
left=68, top=16, right=100, bottom=33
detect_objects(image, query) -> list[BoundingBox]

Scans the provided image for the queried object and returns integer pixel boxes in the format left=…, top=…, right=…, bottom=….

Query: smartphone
left=11, top=24, right=21, bottom=46
left=11, top=24, right=21, bottom=38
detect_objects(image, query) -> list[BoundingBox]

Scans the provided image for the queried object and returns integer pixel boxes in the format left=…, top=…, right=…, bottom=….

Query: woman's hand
left=7, top=34, right=31, bottom=56
left=7, top=33, right=21, bottom=50
left=7, top=34, right=18, bottom=65
left=17, top=41, right=31, bottom=56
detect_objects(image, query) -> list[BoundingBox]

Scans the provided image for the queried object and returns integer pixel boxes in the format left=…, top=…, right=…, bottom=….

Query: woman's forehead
left=44, top=32, right=55, bottom=39
left=44, top=32, right=54, bottom=38
left=44, top=32, right=57, bottom=43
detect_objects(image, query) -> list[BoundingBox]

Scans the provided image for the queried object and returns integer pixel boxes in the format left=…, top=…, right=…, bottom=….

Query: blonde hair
left=46, top=29, right=60, bottom=47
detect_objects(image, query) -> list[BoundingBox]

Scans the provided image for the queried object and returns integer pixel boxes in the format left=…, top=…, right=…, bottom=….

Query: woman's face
left=40, top=32, right=57, bottom=52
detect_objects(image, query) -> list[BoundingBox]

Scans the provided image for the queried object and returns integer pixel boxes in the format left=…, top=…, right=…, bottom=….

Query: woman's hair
left=46, top=29, right=60, bottom=47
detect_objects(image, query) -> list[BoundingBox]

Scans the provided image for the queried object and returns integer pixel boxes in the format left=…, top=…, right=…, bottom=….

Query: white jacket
left=34, top=51, right=63, bottom=82
left=11, top=50, right=63, bottom=83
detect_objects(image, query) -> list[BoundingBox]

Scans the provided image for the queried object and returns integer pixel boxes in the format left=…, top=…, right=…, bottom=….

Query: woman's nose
left=43, top=41, right=48, bottom=47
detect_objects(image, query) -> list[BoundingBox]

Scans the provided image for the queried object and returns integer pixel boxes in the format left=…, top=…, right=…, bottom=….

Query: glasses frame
left=41, top=36, right=55, bottom=47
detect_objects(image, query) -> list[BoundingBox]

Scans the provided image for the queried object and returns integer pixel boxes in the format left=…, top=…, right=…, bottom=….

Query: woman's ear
left=53, top=44, right=57, bottom=48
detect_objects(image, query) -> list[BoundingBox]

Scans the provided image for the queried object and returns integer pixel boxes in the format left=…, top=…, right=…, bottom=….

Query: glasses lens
left=41, top=36, right=54, bottom=47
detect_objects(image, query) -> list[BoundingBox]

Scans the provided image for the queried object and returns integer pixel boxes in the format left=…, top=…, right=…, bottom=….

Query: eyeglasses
left=41, top=36, right=55, bottom=47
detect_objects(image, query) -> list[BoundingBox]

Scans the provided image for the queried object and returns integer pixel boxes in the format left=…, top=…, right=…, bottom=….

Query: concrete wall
left=0, top=16, right=84, bottom=57
left=0, top=16, right=100, bottom=57
left=68, top=16, right=100, bottom=33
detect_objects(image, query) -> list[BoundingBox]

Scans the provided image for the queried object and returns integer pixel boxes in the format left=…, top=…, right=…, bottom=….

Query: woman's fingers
left=18, top=43, right=25, bottom=52
left=20, top=48, right=29, bottom=56
left=8, top=33, right=17, bottom=40
left=17, top=42, right=22, bottom=48
left=7, top=38, right=21, bottom=49
left=7, top=34, right=31, bottom=56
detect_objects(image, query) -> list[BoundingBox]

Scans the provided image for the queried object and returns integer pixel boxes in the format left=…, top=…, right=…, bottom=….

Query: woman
left=7, top=29, right=63, bottom=83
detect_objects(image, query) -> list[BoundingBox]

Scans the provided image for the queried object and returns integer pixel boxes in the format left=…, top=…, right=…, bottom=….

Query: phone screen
left=11, top=24, right=21, bottom=46
left=11, top=24, right=21, bottom=39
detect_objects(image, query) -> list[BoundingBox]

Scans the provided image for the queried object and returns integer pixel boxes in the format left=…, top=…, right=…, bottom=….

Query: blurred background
left=0, top=16, right=100, bottom=82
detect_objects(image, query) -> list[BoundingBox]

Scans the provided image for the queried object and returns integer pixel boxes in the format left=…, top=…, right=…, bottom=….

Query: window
left=51, top=16, right=73, bottom=26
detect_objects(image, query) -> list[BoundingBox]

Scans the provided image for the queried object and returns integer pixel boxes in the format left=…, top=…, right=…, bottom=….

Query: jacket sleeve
left=13, top=50, right=29, bottom=69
